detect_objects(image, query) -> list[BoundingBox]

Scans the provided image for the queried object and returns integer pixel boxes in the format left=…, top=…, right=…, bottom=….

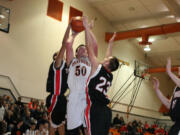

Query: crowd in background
left=0, top=95, right=49, bottom=135
left=109, top=114, right=169, bottom=135
left=0, top=94, right=170, bottom=135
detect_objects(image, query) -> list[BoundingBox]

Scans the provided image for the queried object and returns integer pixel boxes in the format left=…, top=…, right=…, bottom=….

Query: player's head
left=53, top=52, right=58, bottom=60
left=75, top=44, right=88, bottom=58
left=103, top=56, right=119, bottom=72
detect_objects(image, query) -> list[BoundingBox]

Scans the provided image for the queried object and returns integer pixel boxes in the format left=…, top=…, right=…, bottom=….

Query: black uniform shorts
left=168, top=121, right=180, bottom=135
left=46, top=94, right=67, bottom=128
left=85, top=103, right=112, bottom=135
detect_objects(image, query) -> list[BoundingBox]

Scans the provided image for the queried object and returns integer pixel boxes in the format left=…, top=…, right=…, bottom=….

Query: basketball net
left=141, top=73, right=151, bottom=81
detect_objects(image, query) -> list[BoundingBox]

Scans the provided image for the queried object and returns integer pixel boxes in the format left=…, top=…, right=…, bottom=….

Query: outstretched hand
left=82, top=16, right=89, bottom=28
left=88, top=19, right=94, bottom=29
left=152, top=77, right=159, bottom=90
left=68, top=17, right=74, bottom=27
left=166, top=57, right=171, bottom=74
left=109, top=32, right=116, bottom=43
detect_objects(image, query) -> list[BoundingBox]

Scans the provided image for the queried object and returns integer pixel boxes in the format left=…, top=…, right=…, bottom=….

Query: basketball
left=71, top=16, right=85, bottom=33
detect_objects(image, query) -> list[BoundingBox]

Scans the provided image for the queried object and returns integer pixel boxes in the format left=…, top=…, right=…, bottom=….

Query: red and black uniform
left=168, top=86, right=180, bottom=135
left=46, top=60, right=68, bottom=128
left=85, top=64, right=112, bottom=135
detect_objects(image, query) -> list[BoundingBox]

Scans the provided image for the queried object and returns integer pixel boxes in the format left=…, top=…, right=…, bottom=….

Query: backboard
left=134, top=60, right=150, bottom=79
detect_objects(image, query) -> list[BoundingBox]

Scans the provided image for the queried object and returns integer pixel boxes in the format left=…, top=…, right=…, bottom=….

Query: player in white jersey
left=66, top=20, right=97, bottom=135
left=67, top=47, right=91, bottom=132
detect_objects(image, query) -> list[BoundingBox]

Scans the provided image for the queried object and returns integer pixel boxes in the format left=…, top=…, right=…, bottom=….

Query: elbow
left=92, top=44, right=98, bottom=57
left=176, top=82, right=180, bottom=88
left=166, top=102, right=171, bottom=109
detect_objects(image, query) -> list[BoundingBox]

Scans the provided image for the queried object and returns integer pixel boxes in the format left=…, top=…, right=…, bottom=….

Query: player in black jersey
left=46, top=23, right=71, bottom=135
left=166, top=58, right=180, bottom=135
left=83, top=17, right=119, bottom=135
left=152, top=58, right=180, bottom=135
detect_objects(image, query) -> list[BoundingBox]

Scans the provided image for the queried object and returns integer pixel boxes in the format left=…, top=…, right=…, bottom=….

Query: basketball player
left=83, top=16, right=119, bottom=135
left=166, top=57, right=180, bottom=88
left=46, top=23, right=71, bottom=135
left=152, top=58, right=180, bottom=135
left=65, top=18, right=97, bottom=135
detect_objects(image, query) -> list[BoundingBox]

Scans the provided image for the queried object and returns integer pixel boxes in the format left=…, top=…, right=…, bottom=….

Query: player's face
left=39, top=124, right=43, bottom=131
left=76, top=46, right=88, bottom=58
left=103, top=56, right=113, bottom=70
left=44, top=123, right=49, bottom=130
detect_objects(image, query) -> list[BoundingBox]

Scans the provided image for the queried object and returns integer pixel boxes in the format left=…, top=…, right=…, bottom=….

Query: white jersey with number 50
left=67, top=57, right=91, bottom=129
left=67, top=57, right=91, bottom=93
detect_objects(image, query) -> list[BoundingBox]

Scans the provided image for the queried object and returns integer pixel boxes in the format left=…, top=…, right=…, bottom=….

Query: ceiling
left=87, top=0, right=180, bottom=67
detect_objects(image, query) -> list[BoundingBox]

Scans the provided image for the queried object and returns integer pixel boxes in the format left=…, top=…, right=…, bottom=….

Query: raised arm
left=105, top=32, right=116, bottom=59
left=152, top=77, right=170, bottom=109
left=166, top=58, right=180, bottom=87
left=66, top=32, right=78, bottom=66
left=55, top=23, right=71, bottom=68
left=88, top=19, right=98, bottom=57
left=83, top=17, right=98, bottom=70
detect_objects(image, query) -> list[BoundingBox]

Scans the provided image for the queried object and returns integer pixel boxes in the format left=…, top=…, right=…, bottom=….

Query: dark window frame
left=0, top=5, right=10, bottom=33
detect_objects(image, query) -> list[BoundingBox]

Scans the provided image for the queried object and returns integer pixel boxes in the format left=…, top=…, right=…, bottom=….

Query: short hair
left=108, top=56, right=119, bottom=72
left=53, top=52, right=58, bottom=60
left=30, top=121, right=36, bottom=126
left=75, top=44, right=85, bottom=53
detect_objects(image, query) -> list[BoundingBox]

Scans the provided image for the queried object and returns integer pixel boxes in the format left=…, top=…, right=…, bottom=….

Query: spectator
left=36, top=123, right=44, bottom=135
left=23, top=110, right=33, bottom=130
left=0, top=97, right=5, bottom=122
left=6, top=96, right=11, bottom=105
left=4, top=110, right=14, bottom=132
left=119, top=116, right=125, bottom=125
left=132, top=119, right=138, bottom=127
left=120, top=125, right=128, bottom=133
left=137, top=126, right=143, bottom=135
left=11, top=118, right=25, bottom=135
left=113, top=114, right=120, bottom=125
left=43, top=121, right=49, bottom=135
left=24, top=121, right=37, bottom=135
left=39, top=101, right=46, bottom=112
left=37, top=113, right=49, bottom=129
left=15, top=97, right=23, bottom=109
left=4, top=103, right=9, bottom=112
left=138, top=120, right=143, bottom=127
left=29, top=98, right=36, bottom=111
left=127, top=122, right=134, bottom=135
left=3, top=95, right=8, bottom=102
left=144, top=121, right=149, bottom=130
left=33, top=105, right=42, bottom=121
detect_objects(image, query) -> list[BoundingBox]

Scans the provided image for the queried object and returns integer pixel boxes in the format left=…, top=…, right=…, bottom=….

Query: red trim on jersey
left=85, top=77, right=92, bottom=135
left=104, top=66, right=111, bottom=74
left=48, top=95, right=57, bottom=113
left=55, top=70, right=61, bottom=95
left=48, top=67, right=62, bottom=113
